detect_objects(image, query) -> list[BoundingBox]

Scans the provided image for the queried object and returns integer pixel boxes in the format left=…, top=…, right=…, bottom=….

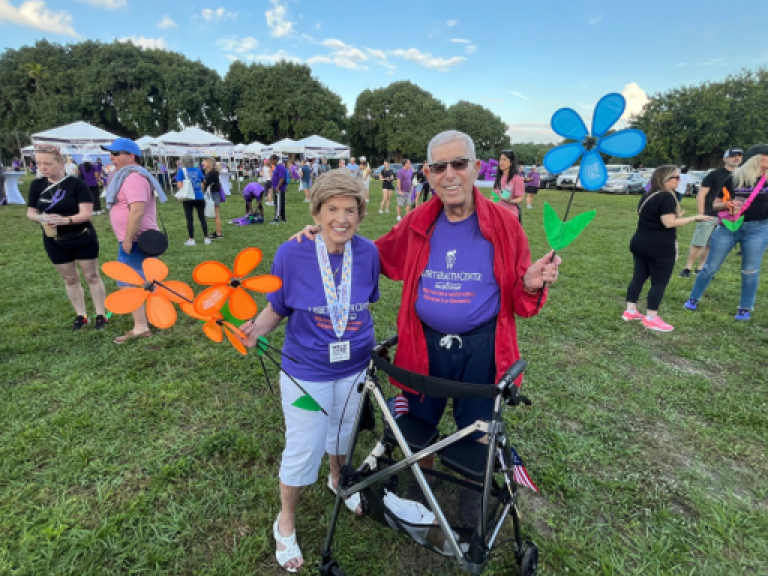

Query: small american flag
left=509, top=445, right=539, bottom=493
left=386, top=395, right=409, bottom=418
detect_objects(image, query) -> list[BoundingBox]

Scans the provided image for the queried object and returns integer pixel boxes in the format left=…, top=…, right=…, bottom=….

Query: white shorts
left=279, top=370, right=366, bottom=487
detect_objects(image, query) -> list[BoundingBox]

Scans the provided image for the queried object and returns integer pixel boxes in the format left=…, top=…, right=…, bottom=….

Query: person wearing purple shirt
left=396, top=158, right=413, bottom=222
left=240, top=170, right=378, bottom=572
left=79, top=156, right=103, bottom=214
left=270, top=155, right=287, bottom=224
left=242, top=182, right=265, bottom=220
left=524, top=165, right=540, bottom=210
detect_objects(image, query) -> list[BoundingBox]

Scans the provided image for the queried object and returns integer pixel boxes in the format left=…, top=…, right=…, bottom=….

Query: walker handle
left=497, top=359, right=527, bottom=390
left=376, top=335, right=398, bottom=353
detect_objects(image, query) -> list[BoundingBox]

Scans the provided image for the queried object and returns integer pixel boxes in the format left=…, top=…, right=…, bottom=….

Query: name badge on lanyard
left=315, top=235, right=353, bottom=363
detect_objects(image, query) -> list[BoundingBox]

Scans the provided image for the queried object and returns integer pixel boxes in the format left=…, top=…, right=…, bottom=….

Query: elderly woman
left=25, top=145, right=108, bottom=330
left=241, top=170, right=380, bottom=572
left=176, top=154, right=210, bottom=246
left=202, top=157, right=224, bottom=240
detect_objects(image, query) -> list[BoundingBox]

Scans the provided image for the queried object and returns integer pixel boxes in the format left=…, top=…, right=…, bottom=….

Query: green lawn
left=1, top=178, right=766, bottom=575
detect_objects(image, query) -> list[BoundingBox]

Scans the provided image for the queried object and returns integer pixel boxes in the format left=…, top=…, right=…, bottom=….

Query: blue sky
left=1, top=0, right=767, bottom=143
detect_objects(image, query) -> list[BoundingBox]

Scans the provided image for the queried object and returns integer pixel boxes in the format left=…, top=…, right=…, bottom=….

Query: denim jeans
left=689, top=219, right=768, bottom=309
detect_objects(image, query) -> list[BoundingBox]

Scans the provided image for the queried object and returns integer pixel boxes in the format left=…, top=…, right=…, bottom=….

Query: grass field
left=1, top=177, right=766, bottom=575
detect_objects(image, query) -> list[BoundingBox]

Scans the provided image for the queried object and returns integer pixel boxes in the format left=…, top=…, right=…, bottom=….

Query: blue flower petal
left=550, top=108, right=588, bottom=141
left=591, top=93, right=625, bottom=137
left=579, top=150, right=608, bottom=191
left=543, top=142, right=584, bottom=174
left=597, top=129, right=647, bottom=158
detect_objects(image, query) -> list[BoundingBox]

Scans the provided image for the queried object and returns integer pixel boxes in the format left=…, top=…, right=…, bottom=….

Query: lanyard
left=315, top=235, right=353, bottom=340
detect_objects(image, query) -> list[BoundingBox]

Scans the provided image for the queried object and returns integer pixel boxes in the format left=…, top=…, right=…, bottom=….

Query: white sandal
left=273, top=515, right=303, bottom=573
left=327, top=475, right=362, bottom=514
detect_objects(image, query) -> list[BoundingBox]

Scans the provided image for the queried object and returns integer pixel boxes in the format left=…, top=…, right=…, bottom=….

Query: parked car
left=689, top=170, right=709, bottom=195
left=600, top=172, right=646, bottom=194
left=538, top=169, right=557, bottom=189
left=556, top=168, right=579, bottom=189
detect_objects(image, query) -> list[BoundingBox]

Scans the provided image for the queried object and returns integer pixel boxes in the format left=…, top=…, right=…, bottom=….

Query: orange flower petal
left=106, top=288, right=148, bottom=314
left=234, top=247, right=262, bottom=278
left=194, top=285, right=232, bottom=316
left=224, top=325, right=248, bottom=355
left=228, top=288, right=258, bottom=320
left=241, top=275, right=283, bottom=293
left=102, top=261, right=145, bottom=286
left=146, top=294, right=177, bottom=329
left=193, top=261, right=232, bottom=285
left=142, top=258, right=168, bottom=283
left=223, top=323, right=247, bottom=341
left=157, top=281, right=194, bottom=305
left=203, top=320, right=223, bottom=343
left=181, top=302, right=208, bottom=321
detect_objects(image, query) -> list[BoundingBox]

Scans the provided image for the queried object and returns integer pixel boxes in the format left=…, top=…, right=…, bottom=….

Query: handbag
left=204, top=192, right=215, bottom=218
left=718, top=175, right=766, bottom=224
left=174, top=168, right=196, bottom=200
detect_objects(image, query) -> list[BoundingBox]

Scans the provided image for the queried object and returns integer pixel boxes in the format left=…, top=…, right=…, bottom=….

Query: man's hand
left=122, top=239, right=132, bottom=254
left=523, top=250, right=562, bottom=292
left=290, top=224, right=319, bottom=244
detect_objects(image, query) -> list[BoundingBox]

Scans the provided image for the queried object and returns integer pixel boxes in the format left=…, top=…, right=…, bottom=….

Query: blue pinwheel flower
left=543, top=93, right=647, bottom=191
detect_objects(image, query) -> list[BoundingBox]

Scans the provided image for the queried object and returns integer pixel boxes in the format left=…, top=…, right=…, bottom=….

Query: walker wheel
left=519, top=542, right=538, bottom=576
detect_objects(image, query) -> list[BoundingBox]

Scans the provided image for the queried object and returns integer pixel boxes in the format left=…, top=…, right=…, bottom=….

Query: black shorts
left=402, top=319, right=497, bottom=440
left=525, top=186, right=539, bottom=195
left=43, top=226, right=100, bottom=265
left=382, top=181, right=394, bottom=190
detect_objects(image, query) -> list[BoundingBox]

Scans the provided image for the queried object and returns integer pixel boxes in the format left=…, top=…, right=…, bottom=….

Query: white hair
left=733, top=154, right=766, bottom=190
left=427, top=130, right=476, bottom=164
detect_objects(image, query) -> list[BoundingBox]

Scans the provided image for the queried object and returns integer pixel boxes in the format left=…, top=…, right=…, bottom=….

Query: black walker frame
left=319, top=335, right=539, bottom=576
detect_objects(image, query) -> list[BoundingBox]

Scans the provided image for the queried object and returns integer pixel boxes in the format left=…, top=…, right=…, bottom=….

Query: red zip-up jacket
left=374, top=186, right=546, bottom=391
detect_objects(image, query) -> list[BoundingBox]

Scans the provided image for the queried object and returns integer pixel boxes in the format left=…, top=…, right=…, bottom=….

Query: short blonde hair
left=34, top=144, right=65, bottom=165
left=310, top=170, right=367, bottom=223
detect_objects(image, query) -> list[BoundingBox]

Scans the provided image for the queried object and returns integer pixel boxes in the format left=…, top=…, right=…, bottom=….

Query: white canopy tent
left=31, top=121, right=119, bottom=155
left=156, top=127, right=235, bottom=157
left=243, top=141, right=265, bottom=158
left=294, top=134, right=349, bottom=159
left=260, top=138, right=303, bottom=156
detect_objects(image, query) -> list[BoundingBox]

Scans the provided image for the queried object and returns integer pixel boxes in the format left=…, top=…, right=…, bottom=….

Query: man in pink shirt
left=102, top=138, right=161, bottom=343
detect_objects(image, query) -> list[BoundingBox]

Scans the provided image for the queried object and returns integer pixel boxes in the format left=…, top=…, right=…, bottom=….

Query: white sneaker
left=526, top=205, right=533, bottom=210
left=184, top=239, right=196, bottom=247
left=385, top=210, right=390, bottom=213
left=266, top=201, right=274, bottom=206
left=303, top=199, right=309, bottom=203
left=204, top=237, right=212, bottom=245
left=365, top=199, right=369, bottom=203
left=396, top=215, right=402, bottom=221
left=378, top=210, right=383, bottom=214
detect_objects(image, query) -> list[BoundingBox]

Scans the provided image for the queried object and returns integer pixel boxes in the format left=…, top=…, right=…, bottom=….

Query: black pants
left=626, top=253, right=676, bottom=310
left=89, top=186, right=101, bottom=212
left=183, top=199, right=208, bottom=239
left=273, top=188, right=286, bottom=221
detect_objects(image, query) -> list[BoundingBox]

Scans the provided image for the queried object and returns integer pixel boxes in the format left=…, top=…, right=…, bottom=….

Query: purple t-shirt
left=272, top=163, right=287, bottom=192
left=397, top=168, right=413, bottom=194
left=80, top=164, right=100, bottom=187
left=243, top=182, right=264, bottom=200
left=415, top=211, right=501, bottom=334
left=267, top=236, right=381, bottom=381
left=525, top=172, right=540, bottom=188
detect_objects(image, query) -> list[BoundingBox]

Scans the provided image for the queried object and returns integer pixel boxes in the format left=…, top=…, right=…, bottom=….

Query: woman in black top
left=415, top=160, right=432, bottom=206
left=26, top=145, right=108, bottom=330
left=378, top=161, right=394, bottom=214
left=685, top=144, right=768, bottom=320
left=624, top=165, right=710, bottom=332
left=203, top=157, right=223, bottom=239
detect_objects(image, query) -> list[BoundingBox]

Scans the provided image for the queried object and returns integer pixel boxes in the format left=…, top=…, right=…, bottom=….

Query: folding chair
left=319, top=335, right=539, bottom=576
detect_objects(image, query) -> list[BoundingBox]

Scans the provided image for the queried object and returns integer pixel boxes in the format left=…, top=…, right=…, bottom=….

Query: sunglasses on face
left=428, top=157, right=471, bottom=175
left=109, top=151, right=126, bottom=156
left=666, top=175, right=681, bottom=181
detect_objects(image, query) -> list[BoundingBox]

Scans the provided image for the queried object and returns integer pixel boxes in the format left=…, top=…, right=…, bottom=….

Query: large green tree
left=348, top=81, right=449, bottom=163
left=223, top=60, right=346, bottom=144
left=446, top=101, right=510, bottom=160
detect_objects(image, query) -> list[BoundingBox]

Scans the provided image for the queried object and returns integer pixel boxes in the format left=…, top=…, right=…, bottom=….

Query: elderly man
left=347, top=156, right=360, bottom=179
left=102, top=137, right=167, bottom=343
left=294, top=129, right=560, bottom=434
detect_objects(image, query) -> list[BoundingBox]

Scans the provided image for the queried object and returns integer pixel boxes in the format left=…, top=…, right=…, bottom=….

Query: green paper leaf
left=291, top=394, right=322, bottom=412
left=220, top=302, right=248, bottom=327
left=543, top=202, right=596, bottom=251
left=721, top=216, right=743, bottom=232
left=491, top=191, right=500, bottom=203
left=105, top=312, right=113, bottom=319
left=256, top=336, right=268, bottom=357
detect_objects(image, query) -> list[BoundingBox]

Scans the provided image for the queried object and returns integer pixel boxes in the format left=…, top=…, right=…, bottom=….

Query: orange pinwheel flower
left=181, top=303, right=248, bottom=355
left=192, top=247, right=282, bottom=320
left=103, top=258, right=194, bottom=329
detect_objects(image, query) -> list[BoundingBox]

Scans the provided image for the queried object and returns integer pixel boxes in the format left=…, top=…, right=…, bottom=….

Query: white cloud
left=217, top=36, right=258, bottom=53
left=391, top=48, right=465, bottom=71
left=322, top=39, right=367, bottom=62
left=511, top=91, right=528, bottom=100
left=305, top=39, right=380, bottom=70
left=76, top=0, right=125, bottom=8
left=0, top=0, right=78, bottom=37
left=202, top=7, right=236, bottom=23
left=306, top=55, right=331, bottom=64
left=621, top=82, right=649, bottom=119
left=266, top=0, right=293, bottom=37
left=366, top=48, right=387, bottom=60
left=507, top=122, right=558, bottom=144
left=465, top=45, right=477, bottom=54
left=589, top=14, right=602, bottom=26
left=315, top=22, right=320, bottom=30
left=446, top=19, right=457, bottom=27
left=675, top=62, right=684, bottom=67
left=119, top=35, right=168, bottom=50
left=698, top=58, right=726, bottom=66
left=157, top=15, right=177, bottom=29
left=450, top=38, right=470, bottom=43
left=247, top=49, right=301, bottom=64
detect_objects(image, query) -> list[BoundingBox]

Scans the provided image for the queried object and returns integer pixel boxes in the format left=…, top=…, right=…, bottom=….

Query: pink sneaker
left=622, top=310, right=644, bottom=321
left=642, top=316, right=674, bottom=332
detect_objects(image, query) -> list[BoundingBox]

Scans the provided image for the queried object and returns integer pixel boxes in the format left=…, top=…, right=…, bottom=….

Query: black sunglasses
left=428, top=157, right=470, bottom=175
left=109, top=150, right=126, bottom=156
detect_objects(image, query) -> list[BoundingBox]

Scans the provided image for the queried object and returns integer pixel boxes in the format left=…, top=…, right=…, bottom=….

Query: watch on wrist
left=69, top=218, right=73, bottom=224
